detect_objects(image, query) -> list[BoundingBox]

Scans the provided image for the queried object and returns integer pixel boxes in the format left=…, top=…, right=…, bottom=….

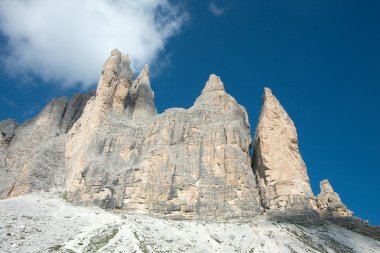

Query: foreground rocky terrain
left=0, top=49, right=379, bottom=252
left=1, top=194, right=379, bottom=253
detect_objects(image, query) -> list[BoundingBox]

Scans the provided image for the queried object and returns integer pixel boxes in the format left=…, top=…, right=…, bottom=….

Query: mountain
left=0, top=49, right=379, bottom=253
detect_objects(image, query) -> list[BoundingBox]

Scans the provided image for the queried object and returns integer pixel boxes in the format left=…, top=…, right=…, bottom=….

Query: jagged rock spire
left=201, top=74, right=225, bottom=94
left=128, top=64, right=157, bottom=120
left=252, top=87, right=315, bottom=212
left=134, top=64, right=150, bottom=84
left=316, top=179, right=353, bottom=218
left=95, top=48, right=133, bottom=114
left=194, top=74, right=234, bottom=111
left=83, top=49, right=157, bottom=121
left=320, top=179, right=335, bottom=193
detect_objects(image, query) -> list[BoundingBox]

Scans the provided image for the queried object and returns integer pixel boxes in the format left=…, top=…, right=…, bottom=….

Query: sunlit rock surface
left=316, top=179, right=353, bottom=218
left=65, top=50, right=261, bottom=219
left=252, top=88, right=315, bottom=213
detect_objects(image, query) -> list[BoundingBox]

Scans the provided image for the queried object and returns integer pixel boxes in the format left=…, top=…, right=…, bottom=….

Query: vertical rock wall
left=65, top=49, right=135, bottom=208
left=0, top=93, right=92, bottom=198
left=65, top=51, right=261, bottom=219
left=121, top=74, right=261, bottom=219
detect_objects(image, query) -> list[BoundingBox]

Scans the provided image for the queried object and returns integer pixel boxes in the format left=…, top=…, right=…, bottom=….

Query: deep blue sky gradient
left=1, top=1, right=379, bottom=224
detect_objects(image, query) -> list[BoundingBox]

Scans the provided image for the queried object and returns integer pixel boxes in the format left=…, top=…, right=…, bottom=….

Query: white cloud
left=0, top=0, right=187, bottom=87
left=209, top=2, right=224, bottom=17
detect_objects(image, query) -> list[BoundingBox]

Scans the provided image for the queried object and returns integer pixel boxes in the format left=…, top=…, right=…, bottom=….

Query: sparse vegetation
left=61, top=192, right=70, bottom=203
left=83, top=227, right=119, bottom=253
left=134, top=231, right=149, bottom=253
left=47, top=244, right=62, bottom=252
left=286, top=228, right=328, bottom=253
left=320, top=234, right=355, bottom=253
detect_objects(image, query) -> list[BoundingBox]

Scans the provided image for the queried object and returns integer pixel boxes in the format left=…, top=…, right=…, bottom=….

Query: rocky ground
left=0, top=193, right=379, bottom=253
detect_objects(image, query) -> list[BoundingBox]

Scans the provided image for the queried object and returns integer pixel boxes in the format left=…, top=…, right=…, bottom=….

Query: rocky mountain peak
left=320, top=179, right=335, bottom=194
left=0, top=49, right=379, bottom=253
left=95, top=49, right=133, bottom=114
left=252, top=87, right=315, bottom=212
left=127, top=64, right=157, bottom=120
left=263, top=87, right=273, bottom=97
left=0, top=49, right=374, bottom=237
left=316, top=179, right=353, bottom=218
left=135, top=64, right=150, bottom=84
left=64, top=61, right=261, bottom=218
left=101, top=48, right=133, bottom=82
left=201, top=74, right=225, bottom=94
left=193, top=74, right=240, bottom=112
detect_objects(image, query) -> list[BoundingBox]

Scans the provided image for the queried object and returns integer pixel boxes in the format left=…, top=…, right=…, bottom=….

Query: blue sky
left=0, top=1, right=379, bottom=224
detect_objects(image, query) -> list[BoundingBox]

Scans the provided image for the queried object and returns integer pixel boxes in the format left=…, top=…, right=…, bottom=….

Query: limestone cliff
left=65, top=50, right=261, bottom=219
left=121, top=74, right=261, bottom=219
left=0, top=49, right=359, bottom=224
left=0, top=119, right=17, bottom=149
left=0, top=92, right=93, bottom=198
left=127, top=64, right=158, bottom=120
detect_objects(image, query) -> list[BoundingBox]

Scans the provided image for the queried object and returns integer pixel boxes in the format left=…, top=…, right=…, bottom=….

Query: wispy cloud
left=0, top=0, right=188, bottom=88
left=209, top=2, right=224, bottom=17
left=0, top=95, right=17, bottom=108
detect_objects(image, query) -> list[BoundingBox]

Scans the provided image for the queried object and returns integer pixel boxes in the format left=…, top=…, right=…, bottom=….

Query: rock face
left=65, top=50, right=261, bottom=219
left=0, top=119, right=17, bottom=149
left=126, top=64, right=157, bottom=120
left=0, top=92, right=93, bottom=198
left=0, top=49, right=362, bottom=224
left=65, top=49, right=136, bottom=209
left=121, top=74, right=261, bottom=219
left=316, top=179, right=353, bottom=218
left=252, top=88, right=315, bottom=212
left=0, top=120, right=18, bottom=194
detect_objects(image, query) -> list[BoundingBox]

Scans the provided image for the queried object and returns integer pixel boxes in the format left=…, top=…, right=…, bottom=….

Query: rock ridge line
left=0, top=49, right=362, bottom=225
